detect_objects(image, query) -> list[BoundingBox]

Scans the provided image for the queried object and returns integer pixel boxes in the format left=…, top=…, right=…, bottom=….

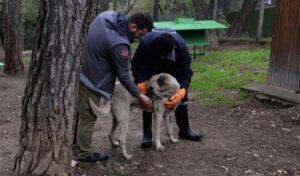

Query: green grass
left=190, top=48, right=270, bottom=107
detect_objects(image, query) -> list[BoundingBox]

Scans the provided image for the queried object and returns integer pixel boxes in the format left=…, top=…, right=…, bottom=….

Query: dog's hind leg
left=119, top=117, right=132, bottom=160
left=164, top=114, right=178, bottom=143
left=155, top=113, right=164, bottom=151
left=109, top=116, right=120, bottom=147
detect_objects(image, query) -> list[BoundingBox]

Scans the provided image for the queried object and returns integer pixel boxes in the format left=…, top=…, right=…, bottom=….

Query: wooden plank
left=278, top=0, right=290, bottom=88
left=241, top=84, right=300, bottom=104
left=269, top=0, right=284, bottom=87
left=288, top=0, right=299, bottom=91
left=283, top=0, right=294, bottom=89
left=296, top=0, right=300, bottom=92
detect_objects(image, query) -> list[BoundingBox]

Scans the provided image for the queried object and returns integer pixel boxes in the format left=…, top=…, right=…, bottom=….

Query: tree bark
left=210, top=0, right=219, bottom=49
left=153, top=0, right=160, bottom=21
left=212, top=0, right=218, bottom=20
left=12, top=0, right=92, bottom=175
left=2, top=0, right=23, bottom=74
left=192, top=0, right=219, bottom=49
left=0, top=0, right=4, bottom=48
left=192, top=0, right=209, bottom=20
left=226, top=0, right=259, bottom=37
left=256, top=0, right=265, bottom=41
left=219, top=0, right=231, bottom=17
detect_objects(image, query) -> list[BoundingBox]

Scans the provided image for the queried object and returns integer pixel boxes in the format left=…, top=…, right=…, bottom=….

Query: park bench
left=154, top=18, right=226, bottom=59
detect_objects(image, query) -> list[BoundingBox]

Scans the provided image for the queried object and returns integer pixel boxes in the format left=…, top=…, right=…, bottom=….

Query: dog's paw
left=109, top=137, right=120, bottom=148
left=171, top=138, right=179, bottom=143
left=125, top=154, right=133, bottom=160
left=112, top=141, right=120, bottom=147
left=156, top=145, right=165, bottom=151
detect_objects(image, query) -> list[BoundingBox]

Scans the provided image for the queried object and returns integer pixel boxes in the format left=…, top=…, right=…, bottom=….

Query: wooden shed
left=268, top=0, right=300, bottom=92
left=243, top=0, right=300, bottom=103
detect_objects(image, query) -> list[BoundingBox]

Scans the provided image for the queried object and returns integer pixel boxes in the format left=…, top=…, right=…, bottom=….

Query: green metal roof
left=0, top=62, right=4, bottom=68
left=154, top=18, right=227, bottom=31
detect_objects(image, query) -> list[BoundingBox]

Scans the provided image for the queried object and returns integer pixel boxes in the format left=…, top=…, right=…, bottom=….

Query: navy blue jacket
left=80, top=11, right=140, bottom=100
left=131, top=28, right=193, bottom=90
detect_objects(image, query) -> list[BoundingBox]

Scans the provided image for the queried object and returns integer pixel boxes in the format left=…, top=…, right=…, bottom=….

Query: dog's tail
left=88, top=97, right=111, bottom=116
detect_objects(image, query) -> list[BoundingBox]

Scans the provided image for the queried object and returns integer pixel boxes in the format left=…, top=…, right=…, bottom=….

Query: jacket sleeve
left=175, top=44, right=193, bottom=89
left=131, top=41, right=152, bottom=84
left=110, top=44, right=140, bottom=97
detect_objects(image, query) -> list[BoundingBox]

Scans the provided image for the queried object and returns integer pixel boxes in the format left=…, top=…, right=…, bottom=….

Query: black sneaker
left=78, top=152, right=108, bottom=162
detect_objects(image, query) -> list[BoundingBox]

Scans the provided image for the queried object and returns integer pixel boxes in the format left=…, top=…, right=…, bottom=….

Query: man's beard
left=128, top=32, right=135, bottom=43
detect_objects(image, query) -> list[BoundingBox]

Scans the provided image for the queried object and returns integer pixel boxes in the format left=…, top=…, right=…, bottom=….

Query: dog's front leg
left=155, top=112, right=164, bottom=151
left=164, top=114, right=178, bottom=143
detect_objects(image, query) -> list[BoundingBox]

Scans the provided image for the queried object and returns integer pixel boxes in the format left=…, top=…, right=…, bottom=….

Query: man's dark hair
left=128, top=12, right=153, bottom=31
left=156, top=33, right=176, bottom=56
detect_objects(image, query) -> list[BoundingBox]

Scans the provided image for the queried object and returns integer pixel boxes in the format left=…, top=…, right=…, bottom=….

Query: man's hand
left=164, top=88, right=186, bottom=109
left=138, top=93, right=152, bottom=110
left=137, top=82, right=148, bottom=95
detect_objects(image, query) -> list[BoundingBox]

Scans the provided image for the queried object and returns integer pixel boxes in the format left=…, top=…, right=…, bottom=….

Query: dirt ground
left=0, top=49, right=300, bottom=176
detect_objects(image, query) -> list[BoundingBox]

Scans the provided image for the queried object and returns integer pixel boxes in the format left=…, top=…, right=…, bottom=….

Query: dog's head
left=146, top=73, right=180, bottom=99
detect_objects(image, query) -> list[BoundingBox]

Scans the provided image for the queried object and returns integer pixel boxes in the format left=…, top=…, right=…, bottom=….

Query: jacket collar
left=105, top=12, right=134, bottom=43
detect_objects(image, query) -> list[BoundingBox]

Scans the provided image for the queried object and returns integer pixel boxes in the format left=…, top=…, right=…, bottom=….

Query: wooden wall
left=267, top=0, right=300, bottom=92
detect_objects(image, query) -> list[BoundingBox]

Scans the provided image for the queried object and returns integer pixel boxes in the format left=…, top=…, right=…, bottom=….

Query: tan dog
left=89, top=73, right=180, bottom=159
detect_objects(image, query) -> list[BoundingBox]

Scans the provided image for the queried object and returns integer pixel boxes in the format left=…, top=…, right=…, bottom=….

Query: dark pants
left=74, top=84, right=100, bottom=159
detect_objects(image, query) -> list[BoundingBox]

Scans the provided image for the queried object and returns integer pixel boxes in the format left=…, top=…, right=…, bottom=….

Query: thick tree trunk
left=0, top=0, right=4, bottom=49
left=12, top=1, right=92, bottom=175
left=219, top=0, right=231, bottom=17
left=3, top=0, right=23, bottom=74
left=256, top=0, right=265, bottom=41
left=210, top=0, right=219, bottom=49
left=192, top=0, right=219, bottom=49
left=226, top=0, right=259, bottom=37
left=0, top=0, right=4, bottom=62
left=153, top=0, right=160, bottom=21
left=192, top=0, right=209, bottom=20
left=212, top=0, right=218, bottom=20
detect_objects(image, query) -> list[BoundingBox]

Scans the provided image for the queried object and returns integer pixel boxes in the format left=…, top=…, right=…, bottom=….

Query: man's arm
left=110, top=44, right=140, bottom=97
left=110, top=44, right=152, bottom=109
left=164, top=45, right=192, bottom=109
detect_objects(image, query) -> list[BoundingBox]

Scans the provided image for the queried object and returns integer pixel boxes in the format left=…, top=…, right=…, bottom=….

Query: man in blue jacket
left=132, top=28, right=203, bottom=148
left=75, top=11, right=153, bottom=162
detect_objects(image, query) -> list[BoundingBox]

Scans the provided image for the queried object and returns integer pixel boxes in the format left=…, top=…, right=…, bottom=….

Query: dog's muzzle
left=157, top=76, right=165, bottom=87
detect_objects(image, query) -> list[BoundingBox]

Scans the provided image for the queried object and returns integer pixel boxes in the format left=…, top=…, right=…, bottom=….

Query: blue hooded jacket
left=80, top=11, right=139, bottom=100
left=131, top=28, right=193, bottom=90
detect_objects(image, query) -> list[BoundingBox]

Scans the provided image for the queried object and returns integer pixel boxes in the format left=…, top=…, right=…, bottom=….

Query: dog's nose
left=157, top=76, right=165, bottom=86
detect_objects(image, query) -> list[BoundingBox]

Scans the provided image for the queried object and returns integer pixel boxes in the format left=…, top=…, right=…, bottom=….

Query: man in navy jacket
left=76, top=11, right=153, bottom=162
left=132, top=28, right=203, bottom=148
